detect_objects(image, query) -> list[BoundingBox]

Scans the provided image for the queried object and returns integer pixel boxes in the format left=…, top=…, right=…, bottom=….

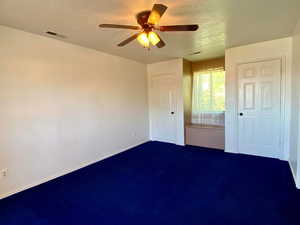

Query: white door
left=150, top=75, right=177, bottom=144
left=237, top=59, right=281, bottom=158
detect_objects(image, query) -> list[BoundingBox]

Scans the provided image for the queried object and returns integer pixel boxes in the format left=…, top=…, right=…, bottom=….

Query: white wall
left=225, top=38, right=292, bottom=160
left=291, top=20, right=300, bottom=188
left=147, top=59, right=185, bottom=146
left=0, top=25, right=149, bottom=198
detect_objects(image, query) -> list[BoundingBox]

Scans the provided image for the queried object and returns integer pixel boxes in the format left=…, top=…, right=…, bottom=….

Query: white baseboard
left=288, top=160, right=299, bottom=189
left=0, top=140, right=149, bottom=200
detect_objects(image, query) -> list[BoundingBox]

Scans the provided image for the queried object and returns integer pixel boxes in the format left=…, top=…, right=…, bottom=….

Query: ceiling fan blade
left=155, top=34, right=166, bottom=48
left=159, top=25, right=199, bottom=32
left=148, top=4, right=168, bottom=25
left=117, top=33, right=139, bottom=47
left=99, top=24, right=140, bottom=30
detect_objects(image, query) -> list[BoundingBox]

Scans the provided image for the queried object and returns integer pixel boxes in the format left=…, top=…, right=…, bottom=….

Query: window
left=192, top=68, right=225, bottom=126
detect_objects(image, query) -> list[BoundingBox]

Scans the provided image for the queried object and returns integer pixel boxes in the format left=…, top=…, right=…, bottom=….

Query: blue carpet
left=0, top=141, right=299, bottom=225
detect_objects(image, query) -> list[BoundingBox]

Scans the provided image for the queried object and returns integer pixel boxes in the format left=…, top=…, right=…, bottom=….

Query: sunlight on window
left=201, top=74, right=210, bottom=91
left=192, top=69, right=225, bottom=126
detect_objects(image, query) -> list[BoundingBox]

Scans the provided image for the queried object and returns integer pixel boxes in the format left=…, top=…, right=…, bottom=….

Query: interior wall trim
left=0, top=139, right=150, bottom=200
left=288, top=160, right=300, bottom=189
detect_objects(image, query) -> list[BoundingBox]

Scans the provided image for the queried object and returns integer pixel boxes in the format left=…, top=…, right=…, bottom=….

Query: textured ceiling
left=1, top=0, right=300, bottom=63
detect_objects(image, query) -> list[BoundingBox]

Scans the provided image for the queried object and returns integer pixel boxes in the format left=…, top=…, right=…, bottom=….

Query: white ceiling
left=1, top=0, right=300, bottom=64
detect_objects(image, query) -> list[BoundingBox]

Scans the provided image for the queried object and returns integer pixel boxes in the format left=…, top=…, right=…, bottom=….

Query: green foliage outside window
left=193, top=70, right=225, bottom=113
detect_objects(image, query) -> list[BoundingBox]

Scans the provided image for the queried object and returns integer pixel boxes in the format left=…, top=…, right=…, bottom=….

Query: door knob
left=239, top=113, right=243, bottom=116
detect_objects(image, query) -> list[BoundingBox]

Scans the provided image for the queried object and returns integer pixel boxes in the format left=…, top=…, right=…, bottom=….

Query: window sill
left=186, top=124, right=224, bottom=130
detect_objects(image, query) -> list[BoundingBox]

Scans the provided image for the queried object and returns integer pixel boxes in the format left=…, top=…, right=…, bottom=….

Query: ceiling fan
left=99, top=4, right=199, bottom=49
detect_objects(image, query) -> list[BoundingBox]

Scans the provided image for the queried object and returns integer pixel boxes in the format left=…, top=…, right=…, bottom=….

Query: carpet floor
left=0, top=141, right=299, bottom=225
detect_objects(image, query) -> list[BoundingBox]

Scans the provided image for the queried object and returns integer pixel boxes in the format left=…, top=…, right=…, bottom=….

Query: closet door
left=237, top=59, right=281, bottom=158
left=150, top=74, right=177, bottom=144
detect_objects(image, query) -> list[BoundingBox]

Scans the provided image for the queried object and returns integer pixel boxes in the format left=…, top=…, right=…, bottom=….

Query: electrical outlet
left=0, top=168, right=8, bottom=179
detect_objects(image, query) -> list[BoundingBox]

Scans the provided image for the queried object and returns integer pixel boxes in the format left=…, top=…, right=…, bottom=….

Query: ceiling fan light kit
left=99, top=4, right=199, bottom=49
left=137, top=32, right=150, bottom=48
left=148, top=31, right=160, bottom=46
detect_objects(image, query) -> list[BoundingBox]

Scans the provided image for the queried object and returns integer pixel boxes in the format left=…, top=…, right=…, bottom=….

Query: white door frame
left=235, top=57, right=287, bottom=159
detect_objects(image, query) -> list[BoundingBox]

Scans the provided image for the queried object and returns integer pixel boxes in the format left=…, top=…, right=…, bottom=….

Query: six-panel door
left=238, top=59, right=281, bottom=158
left=151, top=75, right=177, bottom=144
